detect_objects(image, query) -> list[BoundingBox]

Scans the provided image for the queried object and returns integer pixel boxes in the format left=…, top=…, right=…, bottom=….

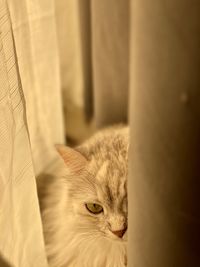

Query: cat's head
left=43, top=129, right=128, bottom=266
left=56, top=131, right=128, bottom=244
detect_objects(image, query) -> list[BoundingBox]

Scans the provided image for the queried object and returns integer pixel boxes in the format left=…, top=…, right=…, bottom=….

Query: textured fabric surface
left=8, top=0, right=65, bottom=175
left=0, top=0, right=48, bottom=266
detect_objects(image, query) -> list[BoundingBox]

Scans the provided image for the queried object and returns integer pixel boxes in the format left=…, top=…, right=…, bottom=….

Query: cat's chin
left=48, top=230, right=127, bottom=267
left=106, top=234, right=127, bottom=243
left=73, top=236, right=127, bottom=267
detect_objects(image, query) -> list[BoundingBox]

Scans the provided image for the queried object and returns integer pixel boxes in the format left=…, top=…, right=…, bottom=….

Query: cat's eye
left=85, top=203, right=103, bottom=214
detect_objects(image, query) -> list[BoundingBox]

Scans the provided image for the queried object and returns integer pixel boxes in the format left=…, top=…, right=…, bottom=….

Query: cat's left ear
left=55, top=145, right=88, bottom=174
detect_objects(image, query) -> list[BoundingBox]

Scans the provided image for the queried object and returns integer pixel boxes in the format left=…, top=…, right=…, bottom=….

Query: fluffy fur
left=37, top=126, right=129, bottom=267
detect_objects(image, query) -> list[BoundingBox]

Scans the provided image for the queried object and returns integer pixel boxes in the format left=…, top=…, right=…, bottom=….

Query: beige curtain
left=8, top=0, right=65, bottom=175
left=1, top=0, right=200, bottom=266
left=0, top=0, right=49, bottom=266
left=55, top=0, right=129, bottom=140
left=129, top=0, right=200, bottom=266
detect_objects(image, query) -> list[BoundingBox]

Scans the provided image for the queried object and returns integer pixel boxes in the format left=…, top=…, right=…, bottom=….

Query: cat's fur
left=37, top=126, right=129, bottom=267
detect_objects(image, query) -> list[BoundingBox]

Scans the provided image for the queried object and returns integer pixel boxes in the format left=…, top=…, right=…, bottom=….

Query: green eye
left=85, top=203, right=103, bottom=214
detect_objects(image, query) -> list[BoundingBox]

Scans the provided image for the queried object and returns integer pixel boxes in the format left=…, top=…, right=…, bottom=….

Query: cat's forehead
left=71, top=129, right=128, bottom=205
left=89, top=158, right=127, bottom=206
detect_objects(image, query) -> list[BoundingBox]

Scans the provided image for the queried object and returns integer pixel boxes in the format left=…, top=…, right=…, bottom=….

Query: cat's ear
left=55, top=145, right=88, bottom=174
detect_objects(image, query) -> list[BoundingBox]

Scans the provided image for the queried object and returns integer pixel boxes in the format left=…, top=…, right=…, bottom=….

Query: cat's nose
left=111, top=226, right=127, bottom=238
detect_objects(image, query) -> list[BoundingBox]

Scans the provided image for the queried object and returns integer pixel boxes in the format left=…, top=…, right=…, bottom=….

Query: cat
left=37, top=125, right=129, bottom=267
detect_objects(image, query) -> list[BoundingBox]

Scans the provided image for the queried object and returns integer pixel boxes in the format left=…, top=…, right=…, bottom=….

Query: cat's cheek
left=71, top=201, right=85, bottom=214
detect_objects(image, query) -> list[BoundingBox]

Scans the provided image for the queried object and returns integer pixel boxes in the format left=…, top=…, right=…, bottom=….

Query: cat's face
left=66, top=159, right=128, bottom=243
left=45, top=129, right=128, bottom=267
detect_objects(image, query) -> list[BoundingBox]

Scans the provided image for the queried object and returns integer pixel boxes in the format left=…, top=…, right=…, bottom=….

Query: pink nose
left=112, top=227, right=127, bottom=238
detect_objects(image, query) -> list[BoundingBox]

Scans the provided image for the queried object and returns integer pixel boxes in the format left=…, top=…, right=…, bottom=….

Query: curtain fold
left=91, top=0, right=129, bottom=127
left=7, top=0, right=65, bottom=175
left=129, top=0, right=200, bottom=266
left=56, top=0, right=129, bottom=138
left=0, top=0, right=48, bottom=266
left=55, top=0, right=95, bottom=144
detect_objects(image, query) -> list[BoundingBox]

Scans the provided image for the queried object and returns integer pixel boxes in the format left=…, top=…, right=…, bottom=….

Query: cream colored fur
left=37, top=126, right=129, bottom=267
